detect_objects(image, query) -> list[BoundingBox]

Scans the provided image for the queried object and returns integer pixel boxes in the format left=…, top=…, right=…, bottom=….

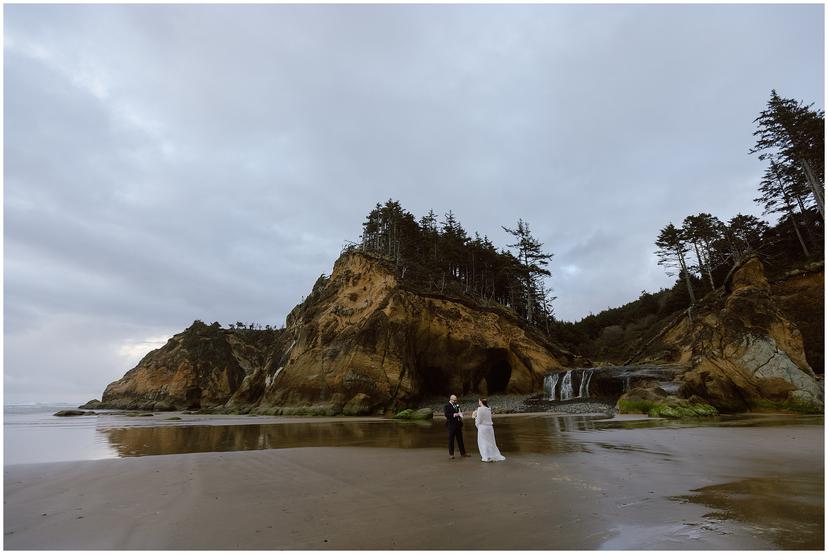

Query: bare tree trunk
left=677, top=250, right=696, bottom=305
left=782, top=189, right=811, bottom=258
left=801, top=159, right=825, bottom=219
left=787, top=207, right=811, bottom=258
left=691, top=241, right=715, bottom=290
left=793, top=192, right=821, bottom=250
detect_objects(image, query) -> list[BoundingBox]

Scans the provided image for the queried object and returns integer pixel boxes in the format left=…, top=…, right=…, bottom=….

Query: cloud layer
left=5, top=4, right=823, bottom=402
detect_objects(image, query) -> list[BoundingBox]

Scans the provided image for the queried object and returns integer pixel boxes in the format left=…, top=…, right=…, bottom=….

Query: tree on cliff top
left=750, top=90, right=825, bottom=218
left=356, top=200, right=557, bottom=331
left=655, top=223, right=696, bottom=307
left=682, top=213, right=725, bottom=289
left=723, top=214, right=769, bottom=264
left=756, top=161, right=813, bottom=258
left=502, top=219, right=554, bottom=325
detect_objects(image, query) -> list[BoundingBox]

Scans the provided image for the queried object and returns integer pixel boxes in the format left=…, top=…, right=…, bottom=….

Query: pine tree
left=722, top=214, right=768, bottom=265
left=502, top=219, right=554, bottom=324
left=751, top=90, right=825, bottom=218
left=418, top=209, right=439, bottom=262
left=756, top=161, right=811, bottom=257
left=655, top=223, right=696, bottom=306
left=682, top=213, right=724, bottom=289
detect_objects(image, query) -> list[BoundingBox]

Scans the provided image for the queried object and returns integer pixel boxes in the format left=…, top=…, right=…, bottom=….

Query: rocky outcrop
left=244, top=252, right=581, bottom=414
left=96, top=252, right=581, bottom=414
left=615, top=383, right=718, bottom=418
left=78, top=399, right=102, bottom=410
left=770, top=262, right=824, bottom=373
left=99, top=321, right=289, bottom=411
left=632, top=256, right=823, bottom=413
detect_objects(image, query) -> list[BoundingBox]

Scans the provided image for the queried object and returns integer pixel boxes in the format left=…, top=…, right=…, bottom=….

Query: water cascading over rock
left=544, top=369, right=595, bottom=401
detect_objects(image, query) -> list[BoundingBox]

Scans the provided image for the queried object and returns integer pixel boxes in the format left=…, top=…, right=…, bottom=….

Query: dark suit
left=444, top=402, right=467, bottom=456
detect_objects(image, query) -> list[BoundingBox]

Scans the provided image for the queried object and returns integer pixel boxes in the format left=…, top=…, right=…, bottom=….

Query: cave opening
left=185, top=387, right=202, bottom=410
left=420, top=365, right=454, bottom=397
left=481, top=349, right=512, bottom=395
left=416, top=349, right=513, bottom=399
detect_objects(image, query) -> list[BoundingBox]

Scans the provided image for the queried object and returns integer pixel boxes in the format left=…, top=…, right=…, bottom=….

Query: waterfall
left=544, top=373, right=559, bottom=401
left=578, top=369, right=594, bottom=399
left=560, top=370, right=574, bottom=401
left=545, top=368, right=594, bottom=402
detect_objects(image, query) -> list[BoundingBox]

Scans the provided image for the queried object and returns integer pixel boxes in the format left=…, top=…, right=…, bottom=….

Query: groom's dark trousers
left=444, top=403, right=467, bottom=456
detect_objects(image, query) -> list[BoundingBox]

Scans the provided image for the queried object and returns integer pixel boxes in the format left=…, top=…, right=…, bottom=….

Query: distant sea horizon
left=4, top=402, right=119, bottom=465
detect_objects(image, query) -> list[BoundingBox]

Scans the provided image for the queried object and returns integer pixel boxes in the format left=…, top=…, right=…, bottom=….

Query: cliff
left=96, top=251, right=583, bottom=414
left=630, top=256, right=823, bottom=413
left=99, top=322, right=289, bottom=411
left=769, top=262, right=824, bottom=373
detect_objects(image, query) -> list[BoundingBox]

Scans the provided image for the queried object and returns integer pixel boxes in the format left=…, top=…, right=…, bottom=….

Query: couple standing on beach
left=444, top=395, right=506, bottom=462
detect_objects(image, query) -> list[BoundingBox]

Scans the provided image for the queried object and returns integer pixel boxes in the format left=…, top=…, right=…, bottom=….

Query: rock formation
left=97, top=251, right=582, bottom=414
left=770, top=262, right=824, bottom=373
left=99, top=321, right=288, bottom=411
left=632, top=256, right=823, bottom=413
left=93, top=250, right=823, bottom=416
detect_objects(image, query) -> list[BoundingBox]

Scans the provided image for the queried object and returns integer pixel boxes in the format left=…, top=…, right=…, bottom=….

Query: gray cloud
left=4, top=4, right=823, bottom=403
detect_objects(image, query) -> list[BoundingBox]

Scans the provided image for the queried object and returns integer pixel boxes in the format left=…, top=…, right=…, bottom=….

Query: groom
left=444, top=394, right=469, bottom=459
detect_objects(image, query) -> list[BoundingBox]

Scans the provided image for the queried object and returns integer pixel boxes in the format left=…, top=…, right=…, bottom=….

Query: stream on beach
left=4, top=405, right=824, bottom=549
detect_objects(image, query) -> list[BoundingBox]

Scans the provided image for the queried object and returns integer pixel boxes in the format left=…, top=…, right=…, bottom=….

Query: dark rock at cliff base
left=54, top=410, right=96, bottom=417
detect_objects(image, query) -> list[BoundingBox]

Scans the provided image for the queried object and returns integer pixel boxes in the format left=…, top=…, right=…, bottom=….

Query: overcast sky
left=5, top=4, right=824, bottom=403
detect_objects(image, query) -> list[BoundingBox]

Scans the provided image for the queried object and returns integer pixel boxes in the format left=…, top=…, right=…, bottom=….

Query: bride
left=473, top=398, right=506, bottom=462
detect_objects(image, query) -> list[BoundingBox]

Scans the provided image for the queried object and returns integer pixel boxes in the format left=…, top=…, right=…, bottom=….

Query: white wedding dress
left=474, top=406, right=505, bottom=462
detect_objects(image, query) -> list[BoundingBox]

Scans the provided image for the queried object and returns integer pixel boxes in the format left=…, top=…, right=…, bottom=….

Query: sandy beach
left=4, top=414, right=823, bottom=549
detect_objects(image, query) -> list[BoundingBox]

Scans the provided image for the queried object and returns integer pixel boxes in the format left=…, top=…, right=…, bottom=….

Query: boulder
left=78, top=399, right=101, bottom=410
left=342, top=393, right=375, bottom=416
left=392, top=408, right=434, bottom=420
left=411, top=408, right=434, bottom=420
left=615, top=384, right=669, bottom=414
left=647, top=397, right=718, bottom=418
left=54, top=410, right=96, bottom=417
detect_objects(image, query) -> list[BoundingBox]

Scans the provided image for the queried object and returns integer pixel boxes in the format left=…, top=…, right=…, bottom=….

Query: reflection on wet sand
left=592, top=413, right=824, bottom=430
left=100, top=415, right=601, bottom=457
left=6, top=412, right=822, bottom=550
left=99, top=413, right=824, bottom=458
left=675, top=474, right=825, bottom=550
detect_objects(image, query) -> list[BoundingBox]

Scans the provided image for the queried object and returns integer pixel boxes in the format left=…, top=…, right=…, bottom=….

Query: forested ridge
left=556, top=90, right=824, bottom=362
left=339, top=90, right=824, bottom=365
left=347, top=203, right=556, bottom=331
left=220, top=91, right=822, bottom=367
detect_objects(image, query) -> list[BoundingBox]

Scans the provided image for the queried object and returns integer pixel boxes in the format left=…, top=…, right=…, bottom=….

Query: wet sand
left=4, top=417, right=823, bottom=549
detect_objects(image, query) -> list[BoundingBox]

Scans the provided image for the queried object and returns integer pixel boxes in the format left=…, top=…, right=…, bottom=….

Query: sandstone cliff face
left=100, top=322, right=288, bottom=411
left=770, top=263, right=824, bottom=373
left=242, top=252, right=580, bottom=414
left=98, top=252, right=581, bottom=414
left=634, top=257, right=823, bottom=413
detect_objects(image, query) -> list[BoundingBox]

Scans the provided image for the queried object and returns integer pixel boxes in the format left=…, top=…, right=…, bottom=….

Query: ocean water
left=3, top=405, right=604, bottom=465
left=4, top=404, right=119, bottom=465
left=5, top=403, right=823, bottom=467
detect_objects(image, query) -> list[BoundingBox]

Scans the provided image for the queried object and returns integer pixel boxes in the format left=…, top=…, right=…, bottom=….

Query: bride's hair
left=479, top=398, right=489, bottom=407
